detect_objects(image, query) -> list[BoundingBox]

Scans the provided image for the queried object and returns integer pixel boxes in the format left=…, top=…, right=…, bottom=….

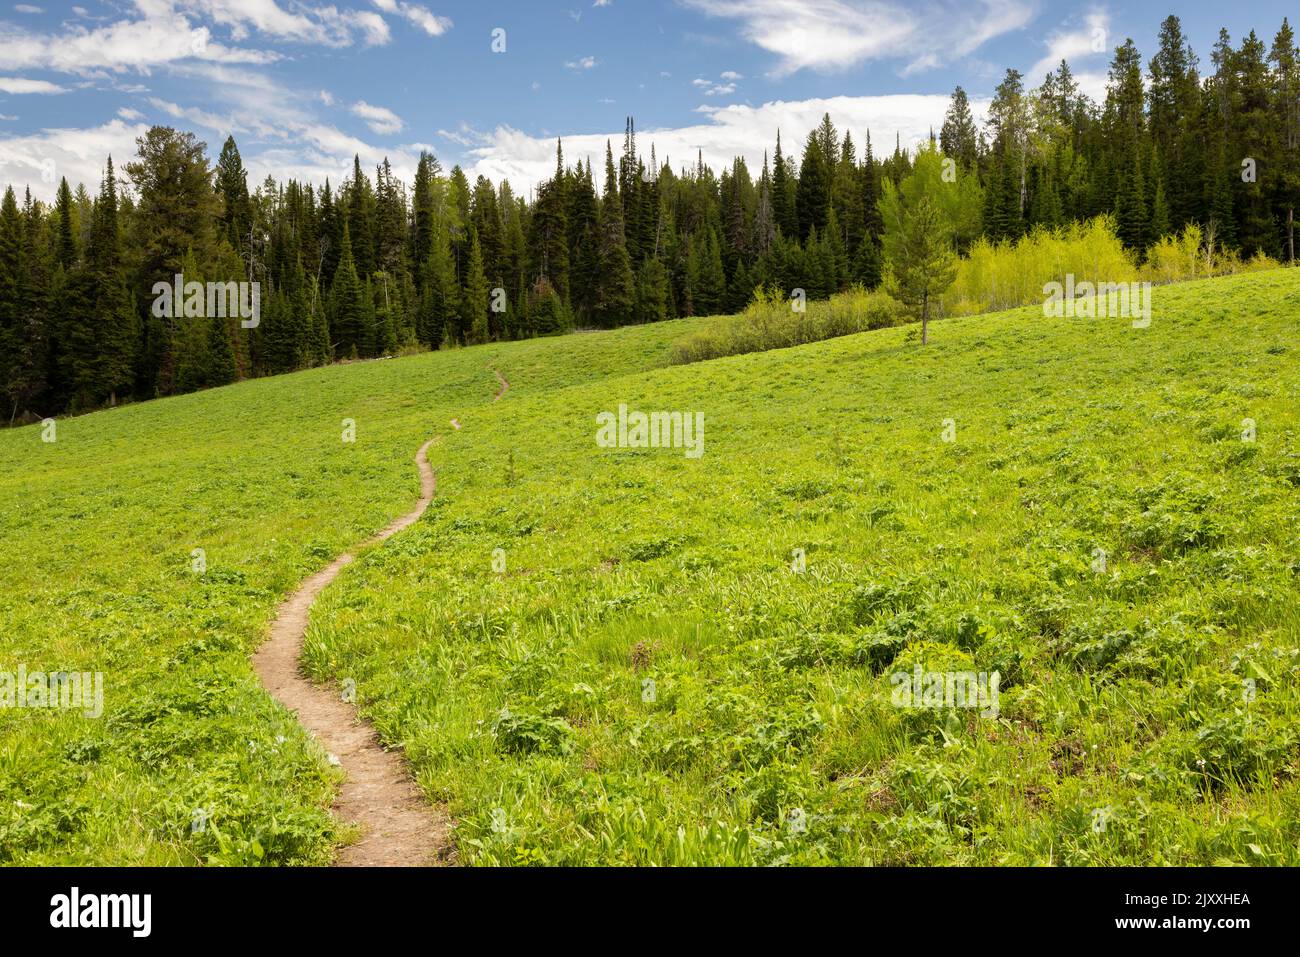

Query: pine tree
left=330, top=223, right=367, bottom=358
left=55, top=178, right=77, bottom=269
left=529, top=140, right=570, bottom=302
left=1148, top=15, right=1200, bottom=229
left=125, top=127, right=218, bottom=397
left=345, top=155, right=376, bottom=279
left=696, top=227, right=726, bottom=315
left=206, top=308, right=237, bottom=386
left=3, top=189, right=48, bottom=419
left=796, top=126, right=830, bottom=240
left=370, top=271, right=398, bottom=355
left=594, top=143, right=635, bottom=327
left=771, top=130, right=798, bottom=238
left=1114, top=127, right=1148, bottom=251
left=463, top=229, right=491, bottom=344
left=0, top=187, right=23, bottom=415
left=1234, top=30, right=1280, bottom=257
left=941, top=86, right=980, bottom=170
left=1149, top=178, right=1171, bottom=243
left=1272, top=18, right=1299, bottom=261
left=635, top=257, right=669, bottom=324
left=87, top=158, right=136, bottom=405
left=307, top=273, right=331, bottom=363
left=883, top=195, right=957, bottom=346
left=567, top=159, right=600, bottom=324
left=215, top=135, right=252, bottom=256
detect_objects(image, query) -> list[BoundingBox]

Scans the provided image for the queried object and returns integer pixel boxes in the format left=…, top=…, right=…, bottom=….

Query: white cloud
left=318, top=89, right=334, bottom=106
left=1026, top=8, right=1110, bottom=100
left=0, top=118, right=148, bottom=197
left=0, top=76, right=67, bottom=93
left=117, top=106, right=144, bottom=120
left=14, top=4, right=42, bottom=13
left=0, top=56, right=427, bottom=200
left=182, top=0, right=392, bottom=46
left=464, top=92, right=988, bottom=197
left=149, top=96, right=235, bottom=136
left=720, top=70, right=742, bottom=80
left=370, top=0, right=451, bottom=36
left=0, top=0, right=407, bottom=78
left=694, top=74, right=738, bottom=96
left=351, top=100, right=404, bottom=135
left=565, top=55, right=598, bottom=70
left=0, top=10, right=278, bottom=74
left=681, top=0, right=1035, bottom=76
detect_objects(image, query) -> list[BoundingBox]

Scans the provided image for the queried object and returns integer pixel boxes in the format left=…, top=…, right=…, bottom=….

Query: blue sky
left=1, top=1, right=1295, bottom=200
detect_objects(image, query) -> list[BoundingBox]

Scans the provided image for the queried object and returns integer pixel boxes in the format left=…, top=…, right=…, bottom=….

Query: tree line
left=0, top=13, right=1296, bottom=421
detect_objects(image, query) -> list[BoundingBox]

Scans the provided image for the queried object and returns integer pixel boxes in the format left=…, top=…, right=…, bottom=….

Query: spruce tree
left=941, top=87, right=980, bottom=170
left=771, top=130, right=798, bottom=238
left=330, top=223, right=366, bottom=357
left=796, top=127, right=830, bottom=240
left=463, top=229, right=491, bottom=344
left=1271, top=18, right=1299, bottom=261
left=0, top=187, right=22, bottom=414
left=345, top=155, right=376, bottom=279
left=215, top=135, right=252, bottom=255
left=86, top=158, right=136, bottom=405
left=595, top=143, right=635, bottom=327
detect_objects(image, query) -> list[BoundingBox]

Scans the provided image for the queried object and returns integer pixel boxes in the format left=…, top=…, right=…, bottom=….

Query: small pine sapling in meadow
left=883, top=195, right=957, bottom=345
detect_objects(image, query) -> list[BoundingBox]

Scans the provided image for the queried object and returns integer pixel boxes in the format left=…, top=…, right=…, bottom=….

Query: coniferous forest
left=1, top=13, right=1297, bottom=422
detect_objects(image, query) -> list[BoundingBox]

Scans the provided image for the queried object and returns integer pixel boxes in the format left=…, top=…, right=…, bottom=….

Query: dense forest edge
left=0, top=12, right=1297, bottom=423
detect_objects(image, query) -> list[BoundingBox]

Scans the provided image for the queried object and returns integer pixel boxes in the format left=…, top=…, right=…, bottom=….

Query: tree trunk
left=1289, top=207, right=1295, bottom=265
left=921, top=291, right=929, bottom=345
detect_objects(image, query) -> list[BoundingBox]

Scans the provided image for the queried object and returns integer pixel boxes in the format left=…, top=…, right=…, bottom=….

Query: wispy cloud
left=565, top=55, right=598, bottom=70
left=1026, top=7, right=1110, bottom=99
left=681, top=0, right=1035, bottom=76
left=351, top=100, right=404, bottom=134
left=0, top=0, right=411, bottom=77
left=693, top=76, right=737, bottom=96
left=0, top=76, right=67, bottom=94
left=370, top=0, right=453, bottom=37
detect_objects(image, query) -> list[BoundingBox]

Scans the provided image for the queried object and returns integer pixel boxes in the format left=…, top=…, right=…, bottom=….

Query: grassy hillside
left=307, top=268, right=1300, bottom=865
left=3, top=269, right=1299, bottom=865
left=0, top=317, right=703, bottom=864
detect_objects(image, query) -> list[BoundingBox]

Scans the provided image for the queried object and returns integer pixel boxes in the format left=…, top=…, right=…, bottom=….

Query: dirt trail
left=252, top=438, right=452, bottom=866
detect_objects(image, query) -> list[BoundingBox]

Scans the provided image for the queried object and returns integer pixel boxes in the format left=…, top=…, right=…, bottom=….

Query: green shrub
left=669, top=284, right=906, bottom=364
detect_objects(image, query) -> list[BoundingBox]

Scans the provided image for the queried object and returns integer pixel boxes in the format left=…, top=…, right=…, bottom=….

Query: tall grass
left=670, top=285, right=906, bottom=365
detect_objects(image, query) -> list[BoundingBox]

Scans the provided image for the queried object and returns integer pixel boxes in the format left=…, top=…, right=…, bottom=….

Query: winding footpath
left=253, top=438, right=451, bottom=865
left=251, top=368, right=511, bottom=866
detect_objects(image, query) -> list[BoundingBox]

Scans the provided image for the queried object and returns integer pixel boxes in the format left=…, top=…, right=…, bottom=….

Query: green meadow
left=4, top=268, right=1300, bottom=864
